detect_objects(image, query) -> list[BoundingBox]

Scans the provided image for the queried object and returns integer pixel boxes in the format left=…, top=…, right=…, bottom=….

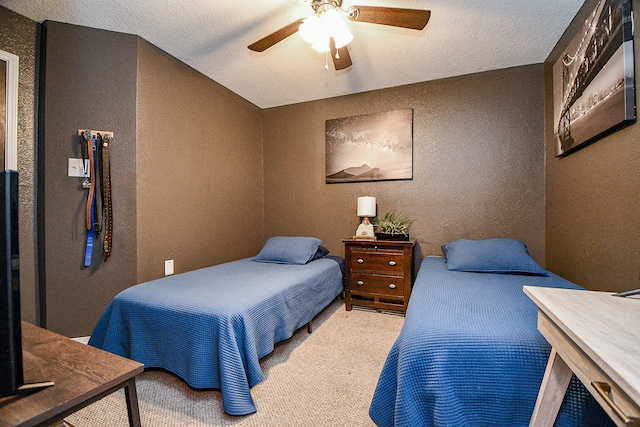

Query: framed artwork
left=0, top=49, right=18, bottom=171
left=553, top=0, right=636, bottom=157
left=325, top=109, right=413, bottom=183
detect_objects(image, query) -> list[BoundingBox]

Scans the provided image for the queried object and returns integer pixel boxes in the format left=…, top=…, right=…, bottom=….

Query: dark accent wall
left=0, top=6, right=39, bottom=324
left=38, top=21, right=138, bottom=336
left=37, top=21, right=264, bottom=336
left=544, top=0, right=640, bottom=292
left=263, top=65, right=546, bottom=263
left=135, top=38, right=264, bottom=282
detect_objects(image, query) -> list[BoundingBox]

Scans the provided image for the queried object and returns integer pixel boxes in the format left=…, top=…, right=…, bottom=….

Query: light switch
left=68, top=158, right=89, bottom=178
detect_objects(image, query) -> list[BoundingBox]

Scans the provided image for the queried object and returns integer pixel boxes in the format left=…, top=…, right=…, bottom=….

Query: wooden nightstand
left=343, top=238, right=416, bottom=314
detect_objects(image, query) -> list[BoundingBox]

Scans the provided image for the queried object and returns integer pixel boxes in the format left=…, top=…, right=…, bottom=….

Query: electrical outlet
left=165, top=259, right=174, bottom=276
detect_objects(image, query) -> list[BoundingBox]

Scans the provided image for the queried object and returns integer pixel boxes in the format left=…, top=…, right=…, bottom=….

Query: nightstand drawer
left=351, top=273, right=404, bottom=297
left=350, top=248, right=404, bottom=275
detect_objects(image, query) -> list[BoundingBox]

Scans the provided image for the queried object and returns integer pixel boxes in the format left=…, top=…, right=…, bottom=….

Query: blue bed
left=369, top=239, right=613, bottom=427
left=89, top=237, right=343, bottom=416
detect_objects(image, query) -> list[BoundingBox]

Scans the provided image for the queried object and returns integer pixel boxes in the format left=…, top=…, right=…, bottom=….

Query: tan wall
left=544, top=0, right=640, bottom=292
left=37, top=23, right=264, bottom=336
left=15, top=0, right=638, bottom=336
left=136, top=39, right=265, bottom=282
left=38, top=21, right=139, bottom=336
left=263, top=65, right=547, bottom=264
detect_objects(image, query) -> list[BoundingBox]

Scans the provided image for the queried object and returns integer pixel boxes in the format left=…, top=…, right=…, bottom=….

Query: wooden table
left=0, top=322, right=143, bottom=427
left=524, top=286, right=640, bottom=427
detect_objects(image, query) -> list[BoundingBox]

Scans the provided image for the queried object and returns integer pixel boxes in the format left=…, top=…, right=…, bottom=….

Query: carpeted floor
left=64, top=299, right=404, bottom=426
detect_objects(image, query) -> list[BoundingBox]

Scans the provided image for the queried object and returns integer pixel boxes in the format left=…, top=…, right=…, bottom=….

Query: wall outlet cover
left=165, top=259, right=174, bottom=276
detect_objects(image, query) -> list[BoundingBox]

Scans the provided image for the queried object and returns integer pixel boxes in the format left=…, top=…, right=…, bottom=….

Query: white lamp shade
left=357, top=196, right=376, bottom=217
left=299, top=9, right=353, bottom=52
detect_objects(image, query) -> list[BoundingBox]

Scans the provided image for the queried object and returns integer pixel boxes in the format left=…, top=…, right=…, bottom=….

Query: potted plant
left=375, top=211, right=412, bottom=240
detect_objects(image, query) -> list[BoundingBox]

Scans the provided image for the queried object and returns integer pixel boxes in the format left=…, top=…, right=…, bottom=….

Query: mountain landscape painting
left=325, top=109, right=413, bottom=183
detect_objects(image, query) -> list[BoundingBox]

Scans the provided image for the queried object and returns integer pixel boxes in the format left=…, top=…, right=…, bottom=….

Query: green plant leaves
left=375, top=211, right=411, bottom=235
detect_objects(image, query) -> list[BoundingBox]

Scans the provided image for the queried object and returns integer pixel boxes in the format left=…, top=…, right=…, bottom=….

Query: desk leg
left=124, top=378, right=142, bottom=427
left=529, top=348, right=573, bottom=427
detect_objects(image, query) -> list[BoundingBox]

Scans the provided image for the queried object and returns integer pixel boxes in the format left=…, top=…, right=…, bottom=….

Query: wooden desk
left=0, top=322, right=143, bottom=427
left=524, top=286, right=640, bottom=427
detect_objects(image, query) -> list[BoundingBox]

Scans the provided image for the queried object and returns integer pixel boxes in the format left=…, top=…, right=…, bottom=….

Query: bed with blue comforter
left=369, top=239, right=613, bottom=427
left=89, top=237, right=343, bottom=416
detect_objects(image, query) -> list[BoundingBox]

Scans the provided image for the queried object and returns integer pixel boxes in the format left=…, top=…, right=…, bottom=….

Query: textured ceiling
left=0, top=0, right=585, bottom=108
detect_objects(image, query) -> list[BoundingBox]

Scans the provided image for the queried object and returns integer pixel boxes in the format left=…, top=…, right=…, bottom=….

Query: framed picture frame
left=0, top=49, right=19, bottom=171
left=553, top=0, right=636, bottom=157
left=325, top=109, right=413, bottom=183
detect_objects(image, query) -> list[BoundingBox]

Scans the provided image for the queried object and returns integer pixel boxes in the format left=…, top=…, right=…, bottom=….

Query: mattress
left=89, top=256, right=343, bottom=415
left=369, top=256, right=613, bottom=427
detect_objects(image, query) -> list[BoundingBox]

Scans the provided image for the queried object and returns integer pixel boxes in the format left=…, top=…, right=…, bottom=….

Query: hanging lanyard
left=81, top=129, right=114, bottom=266
left=84, top=134, right=97, bottom=267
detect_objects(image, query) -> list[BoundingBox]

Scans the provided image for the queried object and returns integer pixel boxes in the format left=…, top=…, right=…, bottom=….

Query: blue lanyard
left=84, top=135, right=97, bottom=267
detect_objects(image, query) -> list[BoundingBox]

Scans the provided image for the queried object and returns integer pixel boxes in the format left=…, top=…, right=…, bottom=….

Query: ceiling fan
left=248, top=0, right=431, bottom=71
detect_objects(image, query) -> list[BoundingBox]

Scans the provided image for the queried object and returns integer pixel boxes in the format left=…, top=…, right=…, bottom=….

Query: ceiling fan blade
left=347, top=6, right=431, bottom=30
left=248, top=18, right=305, bottom=52
left=330, top=38, right=352, bottom=71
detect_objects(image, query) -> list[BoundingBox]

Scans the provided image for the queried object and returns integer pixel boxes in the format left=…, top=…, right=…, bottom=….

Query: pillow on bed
left=310, top=245, right=330, bottom=261
left=442, top=238, right=548, bottom=276
left=253, top=236, right=323, bottom=265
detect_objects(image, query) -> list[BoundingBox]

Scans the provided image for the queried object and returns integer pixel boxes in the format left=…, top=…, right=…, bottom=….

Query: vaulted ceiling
left=0, top=0, right=585, bottom=108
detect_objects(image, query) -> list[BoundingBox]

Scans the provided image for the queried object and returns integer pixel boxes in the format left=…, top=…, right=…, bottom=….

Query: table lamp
left=354, top=196, right=376, bottom=239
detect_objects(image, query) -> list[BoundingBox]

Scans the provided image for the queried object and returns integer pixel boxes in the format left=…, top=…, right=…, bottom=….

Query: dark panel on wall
left=0, top=6, right=39, bottom=324
left=38, top=21, right=138, bottom=336
left=263, top=65, right=546, bottom=263
left=135, top=39, right=264, bottom=282
left=544, top=0, right=640, bottom=292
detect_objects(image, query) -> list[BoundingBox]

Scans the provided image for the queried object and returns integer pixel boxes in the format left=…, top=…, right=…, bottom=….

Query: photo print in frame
left=325, top=109, right=413, bottom=183
left=553, top=0, right=636, bottom=157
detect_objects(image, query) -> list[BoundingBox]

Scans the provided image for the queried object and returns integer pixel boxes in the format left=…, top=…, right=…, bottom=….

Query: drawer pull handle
left=389, top=261, right=396, bottom=266
left=357, top=259, right=364, bottom=264
left=388, top=284, right=396, bottom=289
left=357, top=281, right=364, bottom=286
left=592, top=381, right=640, bottom=426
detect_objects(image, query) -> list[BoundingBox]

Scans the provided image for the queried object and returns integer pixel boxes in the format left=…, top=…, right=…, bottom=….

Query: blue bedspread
left=369, top=256, right=613, bottom=427
left=89, top=256, right=343, bottom=415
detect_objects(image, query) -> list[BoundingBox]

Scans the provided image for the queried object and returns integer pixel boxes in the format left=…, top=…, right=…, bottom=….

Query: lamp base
left=352, top=235, right=376, bottom=240
left=355, top=216, right=375, bottom=239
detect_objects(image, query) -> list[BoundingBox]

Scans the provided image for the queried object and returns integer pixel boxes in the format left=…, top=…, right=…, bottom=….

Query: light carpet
left=64, top=299, right=404, bottom=426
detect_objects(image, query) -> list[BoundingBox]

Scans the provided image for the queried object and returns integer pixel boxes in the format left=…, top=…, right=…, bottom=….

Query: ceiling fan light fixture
left=248, top=1, right=430, bottom=71
left=299, top=8, right=353, bottom=52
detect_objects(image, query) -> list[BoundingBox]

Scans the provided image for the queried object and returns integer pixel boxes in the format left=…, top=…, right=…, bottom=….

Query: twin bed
left=90, top=235, right=612, bottom=425
left=369, top=238, right=613, bottom=427
left=89, top=236, right=343, bottom=415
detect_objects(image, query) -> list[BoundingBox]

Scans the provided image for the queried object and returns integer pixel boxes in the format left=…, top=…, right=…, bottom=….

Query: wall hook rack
left=77, top=129, right=114, bottom=139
